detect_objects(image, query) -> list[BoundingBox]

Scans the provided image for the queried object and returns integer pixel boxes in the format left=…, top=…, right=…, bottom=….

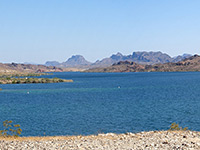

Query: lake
left=1, top=72, right=200, bottom=136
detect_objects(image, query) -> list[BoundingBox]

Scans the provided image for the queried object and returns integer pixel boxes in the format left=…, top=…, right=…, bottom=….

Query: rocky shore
left=1, top=130, right=200, bottom=149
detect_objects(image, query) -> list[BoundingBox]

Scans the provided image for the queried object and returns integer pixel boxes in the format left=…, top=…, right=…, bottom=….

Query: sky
left=0, top=0, right=200, bottom=64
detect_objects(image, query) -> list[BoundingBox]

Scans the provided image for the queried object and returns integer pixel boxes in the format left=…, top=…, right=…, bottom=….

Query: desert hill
left=0, top=63, right=63, bottom=74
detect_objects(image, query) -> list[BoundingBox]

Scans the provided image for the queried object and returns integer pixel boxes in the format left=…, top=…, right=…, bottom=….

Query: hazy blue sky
left=0, top=0, right=199, bottom=63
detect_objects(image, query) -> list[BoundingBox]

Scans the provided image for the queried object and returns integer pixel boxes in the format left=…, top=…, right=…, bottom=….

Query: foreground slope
left=0, top=131, right=200, bottom=149
left=86, top=55, right=200, bottom=72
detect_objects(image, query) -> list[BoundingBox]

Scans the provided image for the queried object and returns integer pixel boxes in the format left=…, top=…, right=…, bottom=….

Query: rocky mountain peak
left=65, top=55, right=91, bottom=65
left=110, top=52, right=123, bottom=60
left=45, top=61, right=60, bottom=66
left=55, top=55, right=92, bottom=68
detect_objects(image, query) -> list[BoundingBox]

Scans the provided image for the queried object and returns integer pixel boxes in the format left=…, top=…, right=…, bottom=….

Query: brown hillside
left=0, top=63, right=63, bottom=74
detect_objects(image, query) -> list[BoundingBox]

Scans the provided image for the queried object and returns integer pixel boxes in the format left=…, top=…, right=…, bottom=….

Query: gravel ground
left=1, top=130, right=200, bottom=150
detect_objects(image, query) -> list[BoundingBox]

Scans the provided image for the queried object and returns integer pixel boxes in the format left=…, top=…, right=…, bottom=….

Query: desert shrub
left=41, top=78, right=46, bottom=83
left=12, top=80, right=16, bottom=84
left=16, top=80, right=21, bottom=84
left=59, top=79, right=64, bottom=82
left=25, top=78, right=31, bottom=83
left=45, top=78, right=50, bottom=83
left=53, top=77, right=59, bottom=83
left=0, top=120, right=22, bottom=137
left=169, top=122, right=188, bottom=131
left=6, top=77, right=11, bottom=80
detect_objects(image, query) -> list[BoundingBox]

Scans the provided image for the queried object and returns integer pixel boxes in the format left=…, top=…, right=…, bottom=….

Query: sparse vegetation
left=0, top=73, right=50, bottom=78
left=0, top=77, right=73, bottom=84
left=0, top=120, right=22, bottom=137
left=0, top=72, right=73, bottom=84
left=169, top=122, right=188, bottom=131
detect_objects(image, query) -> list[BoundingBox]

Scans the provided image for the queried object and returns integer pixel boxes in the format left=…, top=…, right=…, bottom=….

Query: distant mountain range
left=0, top=52, right=198, bottom=74
left=45, top=51, right=192, bottom=69
left=86, top=54, right=200, bottom=72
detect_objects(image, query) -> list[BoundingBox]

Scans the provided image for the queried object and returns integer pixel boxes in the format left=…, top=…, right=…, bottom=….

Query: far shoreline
left=0, top=72, right=73, bottom=84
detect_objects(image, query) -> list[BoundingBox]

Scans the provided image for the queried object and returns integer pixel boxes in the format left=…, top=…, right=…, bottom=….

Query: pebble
left=0, top=131, right=200, bottom=149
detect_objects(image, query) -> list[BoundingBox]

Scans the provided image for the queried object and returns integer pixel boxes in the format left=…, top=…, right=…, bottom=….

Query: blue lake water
left=1, top=72, right=200, bottom=136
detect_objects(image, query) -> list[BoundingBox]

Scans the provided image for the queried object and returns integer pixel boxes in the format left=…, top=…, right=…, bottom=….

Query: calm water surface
left=0, top=72, right=200, bottom=136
